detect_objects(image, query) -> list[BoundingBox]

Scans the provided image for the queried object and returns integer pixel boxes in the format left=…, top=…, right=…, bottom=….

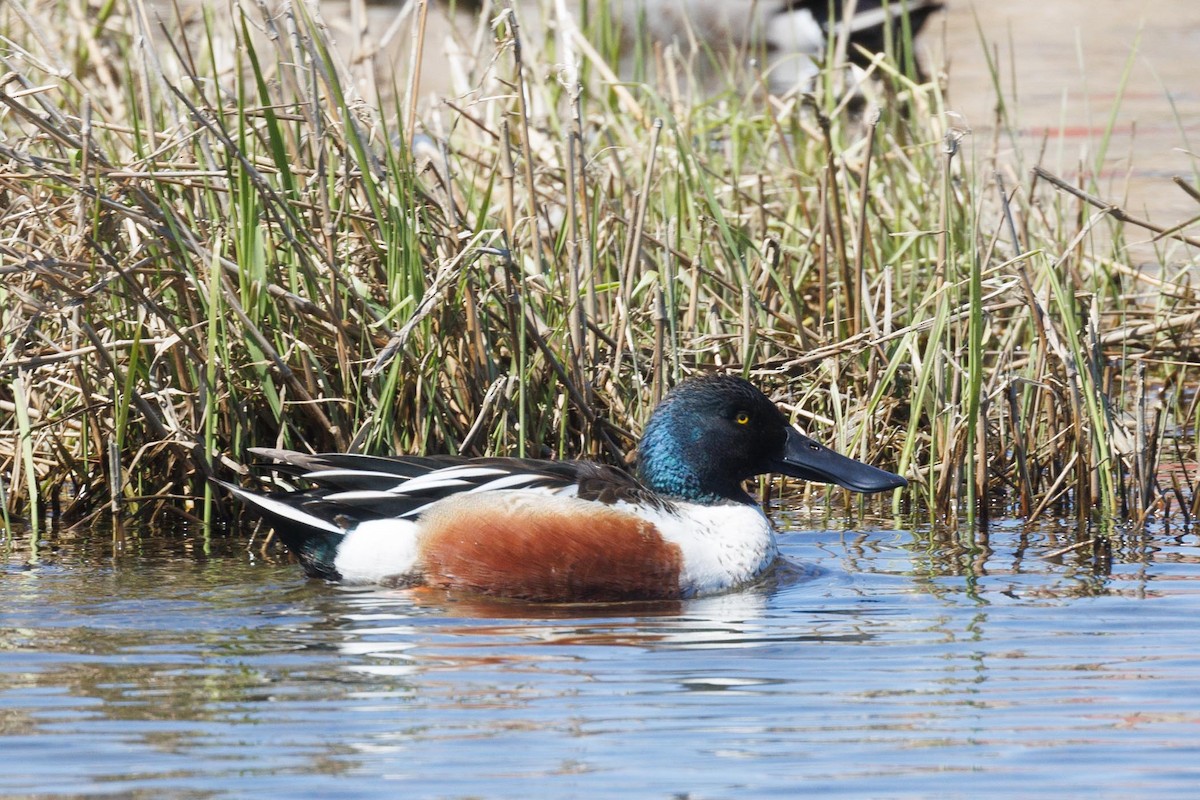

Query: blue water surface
left=2, top=514, right=1199, bottom=798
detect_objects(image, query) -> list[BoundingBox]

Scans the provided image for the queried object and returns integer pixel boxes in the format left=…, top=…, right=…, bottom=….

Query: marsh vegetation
left=2, top=0, right=1198, bottom=538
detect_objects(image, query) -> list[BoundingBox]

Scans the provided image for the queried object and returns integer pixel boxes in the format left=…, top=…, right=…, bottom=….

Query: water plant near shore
left=1, top=0, right=1197, bottom=537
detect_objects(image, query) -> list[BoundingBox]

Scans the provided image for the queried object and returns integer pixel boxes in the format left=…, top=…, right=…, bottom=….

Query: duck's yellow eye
left=735, top=411, right=751, bottom=425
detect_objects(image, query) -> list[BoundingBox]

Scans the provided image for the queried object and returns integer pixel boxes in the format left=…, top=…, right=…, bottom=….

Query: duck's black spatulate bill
left=772, top=427, right=907, bottom=493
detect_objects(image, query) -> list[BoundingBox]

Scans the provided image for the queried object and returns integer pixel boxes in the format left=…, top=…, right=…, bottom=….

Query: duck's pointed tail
left=215, top=480, right=345, bottom=580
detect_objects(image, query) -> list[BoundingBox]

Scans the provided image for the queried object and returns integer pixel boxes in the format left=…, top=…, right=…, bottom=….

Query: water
left=936, top=0, right=1200, bottom=260
left=3, top=515, right=1200, bottom=797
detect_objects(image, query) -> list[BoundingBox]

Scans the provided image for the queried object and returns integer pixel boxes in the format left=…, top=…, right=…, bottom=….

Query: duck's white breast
left=620, top=501, right=778, bottom=598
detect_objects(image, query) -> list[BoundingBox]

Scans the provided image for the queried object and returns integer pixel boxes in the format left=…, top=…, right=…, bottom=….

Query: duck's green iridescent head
left=636, top=375, right=906, bottom=505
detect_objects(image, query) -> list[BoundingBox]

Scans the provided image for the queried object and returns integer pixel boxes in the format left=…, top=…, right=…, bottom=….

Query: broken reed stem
left=404, top=0, right=430, bottom=146
left=1135, top=363, right=1151, bottom=518
left=1006, top=381, right=1033, bottom=517
left=933, top=129, right=958, bottom=522
left=652, top=285, right=666, bottom=405
left=1034, top=166, right=1200, bottom=248
left=1173, top=176, right=1200, bottom=205
left=564, top=105, right=588, bottom=399
left=506, top=6, right=549, bottom=268
left=819, top=113, right=852, bottom=339
left=851, top=108, right=880, bottom=337
left=612, top=117, right=663, bottom=379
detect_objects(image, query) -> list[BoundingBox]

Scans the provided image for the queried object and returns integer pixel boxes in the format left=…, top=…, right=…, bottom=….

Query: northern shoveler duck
left=221, top=375, right=905, bottom=602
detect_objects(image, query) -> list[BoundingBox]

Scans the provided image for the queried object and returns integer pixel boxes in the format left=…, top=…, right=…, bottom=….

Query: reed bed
left=1, top=0, right=1198, bottom=538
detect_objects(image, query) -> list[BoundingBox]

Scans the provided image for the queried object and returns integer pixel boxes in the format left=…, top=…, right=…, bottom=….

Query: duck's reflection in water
left=322, top=558, right=837, bottom=676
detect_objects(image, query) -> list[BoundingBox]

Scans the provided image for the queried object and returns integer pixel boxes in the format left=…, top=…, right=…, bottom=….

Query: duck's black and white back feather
left=244, top=447, right=667, bottom=525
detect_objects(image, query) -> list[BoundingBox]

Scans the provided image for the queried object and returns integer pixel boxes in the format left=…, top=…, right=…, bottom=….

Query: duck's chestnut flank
left=220, top=375, right=906, bottom=601
left=419, top=494, right=684, bottom=602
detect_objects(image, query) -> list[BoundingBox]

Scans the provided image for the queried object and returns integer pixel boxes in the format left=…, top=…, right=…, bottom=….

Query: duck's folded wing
left=247, top=448, right=655, bottom=520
